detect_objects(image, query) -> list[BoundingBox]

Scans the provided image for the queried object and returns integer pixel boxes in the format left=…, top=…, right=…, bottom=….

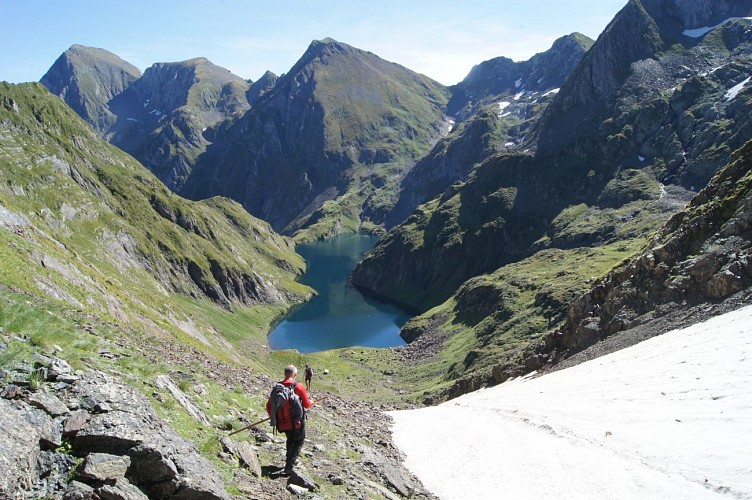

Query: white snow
left=389, top=305, right=752, bottom=500
left=514, top=78, right=523, bottom=88
left=683, top=17, right=752, bottom=38
left=500, top=112, right=511, bottom=118
left=513, top=92, right=524, bottom=101
left=543, top=88, right=560, bottom=97
left=126, top=118, right=138, bottom=122
left=638, top=155, right=645, bottom=162
left=498, top=102, right=511, bottom=112
left=724, top=77, right=751, bottom=101
left=504, top=142, right=515, bottom=147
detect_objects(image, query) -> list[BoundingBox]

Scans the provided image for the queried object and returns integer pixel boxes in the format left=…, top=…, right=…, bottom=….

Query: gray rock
left=0, top=399, right=40, bottom=496
left=22, top=406, right=63, bottom=450
left=57, top=373, right=80, bottom=384
left=77, top=453, right=131, bottom=482
left=288, top=469, right=318, bottom=491
left=64, top=410, right=89, bottom=436
left=29, top=390, right=69, bottom=416
left=220, top=437, right=262, bottom=477
left=49, top=358, right=74, bottom=379
left=236, top=441, right=262, bottom=477
left=94, top=401, right=113, bottom=413
left=154, top=374, right=211, bottom=426
left=63, top=480, right=97, bottom=500
left=97, top=479, right=149, bottom=500
left=380, top=462, right=416, bottom=497
left=328, top=474, right=344, bottom=485
left=68, top=372, right=229, bottom=499
left=287, top=483, right=309, bottom=496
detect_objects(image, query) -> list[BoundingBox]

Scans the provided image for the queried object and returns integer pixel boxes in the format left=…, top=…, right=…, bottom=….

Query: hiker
left=266, top=364, right=313, bottom=474
left=304, top=364, right=313, bottom=390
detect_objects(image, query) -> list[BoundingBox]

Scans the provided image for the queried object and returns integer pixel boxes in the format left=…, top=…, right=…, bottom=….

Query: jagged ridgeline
left=41, top=40, right=451, bottom=241
left=351, top=0, right=752, bottom=399
left=182, top=39, right=451, bottom=239
left=42, top=46, right=251, bottom=194
left=0, top=82, right=311, bottom=357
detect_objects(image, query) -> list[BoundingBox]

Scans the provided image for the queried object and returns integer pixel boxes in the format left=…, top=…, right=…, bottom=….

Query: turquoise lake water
left=267, top=234, right=411, bottom=353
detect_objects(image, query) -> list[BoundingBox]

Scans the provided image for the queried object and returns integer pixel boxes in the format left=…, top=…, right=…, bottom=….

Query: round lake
left=268, top=234, right=411, bottom=353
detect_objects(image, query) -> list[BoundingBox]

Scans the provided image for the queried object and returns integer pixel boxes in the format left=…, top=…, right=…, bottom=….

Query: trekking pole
left=228, top=416, right=270, bottom=436
left=228, top=395, right=331, bottom=436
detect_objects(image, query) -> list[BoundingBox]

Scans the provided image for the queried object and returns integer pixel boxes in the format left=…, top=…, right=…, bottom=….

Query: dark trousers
left=284, top=424, right=306, bottom=469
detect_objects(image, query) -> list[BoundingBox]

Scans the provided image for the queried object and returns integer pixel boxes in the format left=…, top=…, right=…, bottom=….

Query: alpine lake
left=268, top=234, right=412, bottom=353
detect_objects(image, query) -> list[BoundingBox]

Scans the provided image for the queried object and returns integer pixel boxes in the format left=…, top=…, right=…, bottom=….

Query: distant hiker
left=304, top=364, right=313, bottom=390
left=266, top=364, right=313, bottom=474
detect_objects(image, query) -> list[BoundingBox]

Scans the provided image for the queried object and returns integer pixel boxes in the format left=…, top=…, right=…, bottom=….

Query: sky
left=1, top=0, right=627, bottom=87
left=389, top=305, right=752, bottom=499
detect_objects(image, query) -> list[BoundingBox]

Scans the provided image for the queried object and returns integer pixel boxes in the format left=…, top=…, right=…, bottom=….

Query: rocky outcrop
left=542, top=139, right=752, bottom=359
left=0, top=358, right=230, bottom=500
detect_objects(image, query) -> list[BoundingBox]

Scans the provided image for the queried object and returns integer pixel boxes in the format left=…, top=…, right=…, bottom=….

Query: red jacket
left=266, top=378, right=313, bottom=418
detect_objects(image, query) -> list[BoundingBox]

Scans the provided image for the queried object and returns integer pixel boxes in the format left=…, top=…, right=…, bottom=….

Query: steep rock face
left=536, top=0, right=752, bottom=155
left=106, top=57, right=251, bottom=191
left=183, top=38, right=450, bottom=234
left=545, top=139, right=752, bottom=358
left=386, top=34, right=592, bottom=228
left=40, top=45, right=141, bottom=134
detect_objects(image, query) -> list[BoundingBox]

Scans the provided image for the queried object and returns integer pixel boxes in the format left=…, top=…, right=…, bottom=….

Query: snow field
left=389, top=305, right=752, bottom=499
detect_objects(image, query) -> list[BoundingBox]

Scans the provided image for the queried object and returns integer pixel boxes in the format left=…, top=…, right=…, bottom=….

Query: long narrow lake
left=268, top=234, right=411, bottom=353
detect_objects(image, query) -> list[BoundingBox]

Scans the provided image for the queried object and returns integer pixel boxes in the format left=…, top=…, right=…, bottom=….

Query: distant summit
left=40, top=44, right=141, bottom=134
left=447, top=32, right=594, bottom=119
left=182, top=38, right=450, bottom=236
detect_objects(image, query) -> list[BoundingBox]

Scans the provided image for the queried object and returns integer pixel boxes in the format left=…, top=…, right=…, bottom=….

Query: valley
left=2, top=0, right=752, bottom=498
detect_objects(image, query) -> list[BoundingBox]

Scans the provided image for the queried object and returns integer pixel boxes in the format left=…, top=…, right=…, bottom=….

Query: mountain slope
left=349, top=0, right=752, bottom=401
left=386, top=33, right=593, bottom=228
left=182, top=38, right=450, bottom=238
left=40, top=44, right=141, bottom=134
left=353, top=0, right=752, bottom=313
left=0, top=82, right=310, bottom=356
left=542, top=138, right=752, bottom=361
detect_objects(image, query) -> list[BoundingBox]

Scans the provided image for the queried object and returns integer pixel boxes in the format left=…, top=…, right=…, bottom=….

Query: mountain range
left=3, top=0, right=752, bottom=496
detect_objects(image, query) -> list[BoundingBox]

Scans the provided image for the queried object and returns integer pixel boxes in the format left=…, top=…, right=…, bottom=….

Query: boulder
left=77, top=453, right=131, bottom=482
left=69, top=371, right=230, bottom=499
left=220, top=437, right=262, bottom=477
left=63, top=480, right=96, bottom=500
left=29, top=390, right=69, bottom=416
left=0, top=399, right=40, bottom=496
left=63, top=410, right=89, bottom=436
left=288, top=469, right=318, bottom=491
left=96, top=479, right=149, bottom=500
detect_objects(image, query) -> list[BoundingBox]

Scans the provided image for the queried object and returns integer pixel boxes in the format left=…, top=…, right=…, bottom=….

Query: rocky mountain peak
left=447, top=32, right=593, bottom=119
left=40, top=45, right=141, bottom=134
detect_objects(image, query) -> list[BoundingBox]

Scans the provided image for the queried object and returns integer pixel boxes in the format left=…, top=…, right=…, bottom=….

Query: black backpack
left=269, top=381, right=304, bottom=431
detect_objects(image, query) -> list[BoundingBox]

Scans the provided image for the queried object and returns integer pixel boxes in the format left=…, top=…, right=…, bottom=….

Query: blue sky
left=2, top=0, right=628, bottom=86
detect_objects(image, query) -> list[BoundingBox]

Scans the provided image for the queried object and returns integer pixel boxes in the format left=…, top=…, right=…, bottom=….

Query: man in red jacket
left=266, top=364, right=313, bottom=474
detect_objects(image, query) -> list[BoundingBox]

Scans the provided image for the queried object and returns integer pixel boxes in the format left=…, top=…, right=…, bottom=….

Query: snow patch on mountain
left=724, top=77, right=751, bottom=101
left=683, top=17, right=752, bottom=38
left=389, top=305, right=752, bottom=499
